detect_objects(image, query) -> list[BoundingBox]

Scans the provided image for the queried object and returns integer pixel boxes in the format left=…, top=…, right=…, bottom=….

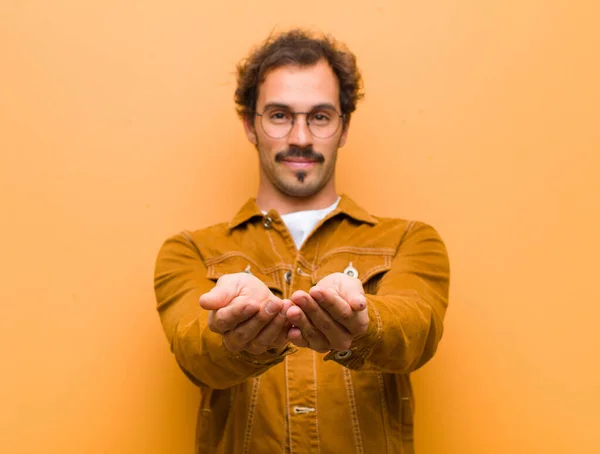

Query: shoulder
left=373, top=216, right=446, bottom=249
left=156, top=221, right=232, bottom=259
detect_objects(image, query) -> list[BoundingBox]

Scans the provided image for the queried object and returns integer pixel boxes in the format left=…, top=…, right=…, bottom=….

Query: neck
left=256, top=185, right=338, bottom=215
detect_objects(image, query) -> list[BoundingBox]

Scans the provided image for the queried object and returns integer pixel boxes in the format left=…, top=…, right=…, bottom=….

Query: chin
left=278, top=182, right=321, bottom=198
left=284, top=188, right=320, bottom=198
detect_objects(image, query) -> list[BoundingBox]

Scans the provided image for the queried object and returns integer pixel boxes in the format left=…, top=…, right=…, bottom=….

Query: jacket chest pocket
left=310, top=249, right=393, bottom=293
left=204, top=252, right=284, bottom=295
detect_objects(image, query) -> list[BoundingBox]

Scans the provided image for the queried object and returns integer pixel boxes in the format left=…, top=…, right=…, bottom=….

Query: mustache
left=274, top=146, right=325, bottom=163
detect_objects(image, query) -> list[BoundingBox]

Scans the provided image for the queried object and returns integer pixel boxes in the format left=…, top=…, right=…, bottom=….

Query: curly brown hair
left=234, top=29, right=364, bottom=124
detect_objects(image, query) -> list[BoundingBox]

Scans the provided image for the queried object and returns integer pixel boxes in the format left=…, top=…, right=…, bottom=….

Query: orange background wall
left=1, top=1, right=599, bottom=453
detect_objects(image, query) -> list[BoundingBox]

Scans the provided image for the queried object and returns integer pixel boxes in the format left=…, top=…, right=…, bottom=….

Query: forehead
left=257, top=59, right=340, bottom=111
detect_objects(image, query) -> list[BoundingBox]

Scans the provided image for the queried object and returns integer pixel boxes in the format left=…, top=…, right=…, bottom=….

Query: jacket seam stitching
left=285, top=358, right=293, bottom=454
left=206, top=264, right=281, bottom=289
left=299, top=248, right=397, bottom=271
left=297, top=255, right=315, bottom=269
left=373, top=302, right=383, bottom=339
left=313, top=262, right=391, bottom=285
left=343, top=368, right=364, bottom=454
left=266, top=228, right=286, bottom=263
left=223, top=388, right=235, bottom=454
left=399, top=221, right=416, bottom=247
left=282, top=412, right=288, bottom=454
left=241, top=376, right=261, bottom=454
left=205, top=251, right=288, bottom=274
left=179, top=230, right=205, bottom=262
left=312, top=351, right=321, bottom=454
left=317, top=247, right=396, bottom=265
left=266, top=231, right=289, bottom=292
left=353, top=303, right=383, bottom=368
left=377, top=372, right=392, bottom=454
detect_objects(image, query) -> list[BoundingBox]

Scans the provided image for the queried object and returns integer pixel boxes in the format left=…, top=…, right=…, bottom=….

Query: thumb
left=336, top=278, right=367, bottom=311
left=347, top=293, right=367, bottom=311
left=199, top=281, right=238, bottom=310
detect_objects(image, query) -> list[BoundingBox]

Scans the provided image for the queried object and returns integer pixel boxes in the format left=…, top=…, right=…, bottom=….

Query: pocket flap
left=205, top=252, right=283, bottom=293
left=311, top=250, right=393, bottom=285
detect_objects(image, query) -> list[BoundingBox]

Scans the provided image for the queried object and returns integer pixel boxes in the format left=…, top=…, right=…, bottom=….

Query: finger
left=252, top=299, right=294, bottom=348
left=199, top=275, right=242, bottom=310
left=309, top=287, right=366, bottom=334
left=285, top=305, right=330, bottom=353
left=340, top=288, right=367, bottom=311
left=246, top=319, right=292, bottom=354
left=223, top=298, right=282, bottom=352
left=287, top=326, right=309, bottom=348
left=311, top=285, right=366, bottom=312
left=333, top=274, right=366, bottom=311
left=207, top=302, right=259, bottom=334
left=271, top=319, right=293, bottom=348
left=292, top=292, right=352, bottom=351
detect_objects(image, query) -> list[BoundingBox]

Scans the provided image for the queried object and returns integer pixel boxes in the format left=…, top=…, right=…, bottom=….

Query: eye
left=310, top=111, right=332, bottom=124
left=267, top=110, right=292, bottom=123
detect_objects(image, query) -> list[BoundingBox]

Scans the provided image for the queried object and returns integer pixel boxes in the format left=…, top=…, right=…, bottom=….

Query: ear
left=242, top=114, right=258, bottom=145
left=338, top=117, right=351, bottom=148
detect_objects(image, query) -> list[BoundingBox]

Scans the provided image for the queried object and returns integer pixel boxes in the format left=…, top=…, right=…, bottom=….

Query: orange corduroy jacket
left=154, top=194, right=450, bottom=454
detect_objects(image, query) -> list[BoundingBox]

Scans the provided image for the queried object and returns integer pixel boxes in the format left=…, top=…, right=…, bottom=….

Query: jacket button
left=334, top=349, right=352, bottom=360
left=263, top=216, right=272, bottom=229
left=344, top=262, right=359, bottom=279
left=284, top=270, right=292, bottom=284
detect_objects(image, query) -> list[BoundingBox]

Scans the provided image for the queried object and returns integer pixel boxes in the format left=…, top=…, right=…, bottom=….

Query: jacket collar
left=227, top=193, right=377, bottom=231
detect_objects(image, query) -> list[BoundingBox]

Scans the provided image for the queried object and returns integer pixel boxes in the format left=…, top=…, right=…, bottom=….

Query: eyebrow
left=262, top=102, right=339, bottom=112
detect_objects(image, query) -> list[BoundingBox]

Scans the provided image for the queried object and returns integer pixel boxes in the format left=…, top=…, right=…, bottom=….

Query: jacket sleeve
left=324, top=221, right=450, bottom=374
left=154, top=232, right=295, bottom=389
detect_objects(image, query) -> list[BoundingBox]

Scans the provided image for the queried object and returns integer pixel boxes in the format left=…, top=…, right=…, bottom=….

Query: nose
left=287, top=114, right=313, bottom=147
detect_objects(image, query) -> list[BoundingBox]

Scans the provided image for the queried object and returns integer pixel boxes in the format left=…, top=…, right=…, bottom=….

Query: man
left=154, top=29, right=449, bottom=454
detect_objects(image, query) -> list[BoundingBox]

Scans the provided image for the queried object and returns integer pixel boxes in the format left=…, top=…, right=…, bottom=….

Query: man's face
left=244, top=59, right=349, bottom=199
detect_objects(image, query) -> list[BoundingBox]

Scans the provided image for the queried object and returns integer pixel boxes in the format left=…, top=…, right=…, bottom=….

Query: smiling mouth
left=281, top=159, right=318, bottom=169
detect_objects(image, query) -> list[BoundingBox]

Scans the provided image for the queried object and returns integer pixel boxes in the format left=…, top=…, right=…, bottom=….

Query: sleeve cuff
left=231, top=342, right=298, bottom=366
left=324, top=299, right=382, bottom=369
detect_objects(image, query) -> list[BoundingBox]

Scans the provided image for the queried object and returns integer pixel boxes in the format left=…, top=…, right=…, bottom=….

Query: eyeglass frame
left=254, top=104, right=346, bottom=139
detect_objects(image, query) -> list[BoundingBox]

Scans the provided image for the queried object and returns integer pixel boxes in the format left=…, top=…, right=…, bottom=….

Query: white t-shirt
left=270, top=197, right=341, bottom=249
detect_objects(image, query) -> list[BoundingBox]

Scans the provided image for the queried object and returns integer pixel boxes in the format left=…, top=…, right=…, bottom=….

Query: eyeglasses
left=255, top=106, right=344, bottom=139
